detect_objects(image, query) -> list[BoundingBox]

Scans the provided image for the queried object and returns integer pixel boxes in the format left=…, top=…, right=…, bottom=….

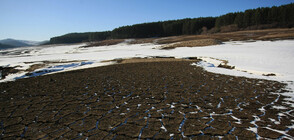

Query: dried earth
left=0, top=61, right=293, bottom=139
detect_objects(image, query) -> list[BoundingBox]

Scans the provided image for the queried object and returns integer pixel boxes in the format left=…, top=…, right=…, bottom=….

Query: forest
left=49, top=3, right=294, bottom=44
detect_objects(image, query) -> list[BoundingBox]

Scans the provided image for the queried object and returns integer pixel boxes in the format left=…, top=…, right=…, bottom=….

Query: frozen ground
left=1, top=39, right=294, bottom=102
left=1, top=40, right=294, bottom=83
left=1, top=40, right=294, bottom=82
left=0, top=40, right=293, bottom=90
left=1, top=39, right=294, bottom=139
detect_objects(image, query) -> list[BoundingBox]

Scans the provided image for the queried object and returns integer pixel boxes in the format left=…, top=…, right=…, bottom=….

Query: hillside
left=0, top=39, right=34, bottom=47
left=0, top=39, right=48, bottom=50
left=0, top=43, right=16, bottom=50
left=49, top=3, right=294, bottom=44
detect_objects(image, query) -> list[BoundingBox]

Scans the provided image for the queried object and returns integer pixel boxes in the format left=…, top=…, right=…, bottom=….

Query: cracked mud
left=0, top=61, right=293, bottom=139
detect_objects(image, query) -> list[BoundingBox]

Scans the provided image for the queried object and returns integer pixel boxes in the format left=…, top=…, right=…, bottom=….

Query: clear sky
left=1, top=0, right=294, bottom=41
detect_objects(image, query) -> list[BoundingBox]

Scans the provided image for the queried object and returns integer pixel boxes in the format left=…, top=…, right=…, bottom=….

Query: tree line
left=216, top=3, right=294, bottom=28
left=49, top=3, right=294, bottom=44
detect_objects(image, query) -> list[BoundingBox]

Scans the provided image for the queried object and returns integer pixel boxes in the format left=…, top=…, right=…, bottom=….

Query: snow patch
left=1, top=40, right=294, bottom=108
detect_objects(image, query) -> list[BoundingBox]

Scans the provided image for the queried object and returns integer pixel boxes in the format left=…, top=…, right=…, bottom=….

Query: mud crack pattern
left=0, top=61, right=294, bottom=139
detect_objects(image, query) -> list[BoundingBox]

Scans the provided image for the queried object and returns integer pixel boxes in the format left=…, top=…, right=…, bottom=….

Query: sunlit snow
left=1, top=39, right=294, bottom=100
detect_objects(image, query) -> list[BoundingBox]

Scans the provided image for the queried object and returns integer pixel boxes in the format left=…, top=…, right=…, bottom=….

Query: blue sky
left=1, top=0, right=294, bottom=41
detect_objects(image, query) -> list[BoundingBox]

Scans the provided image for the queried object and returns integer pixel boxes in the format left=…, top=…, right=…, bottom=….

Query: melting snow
left=1, top=40, right=294, bottom=106
left=272, top=106, right=288, bottom=110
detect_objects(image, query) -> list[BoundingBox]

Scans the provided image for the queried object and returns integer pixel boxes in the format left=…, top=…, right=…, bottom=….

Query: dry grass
left=25, top=60, right=87, bottom=72
left=156, top=35, right=204, bottom=44
left=218, top=63, right=235, bottom=69
left=26, top=64, right=46, bottom=72
left=161, top=39, right=222, bottom=49
left=257, top=33, right=294, bottom=40
left=215, top=28, right=294, bottom=41
left=156, top=28, right=294, bottom=44
left=80, top=28, right=294, bottom=48
left=119, top=57, right=193, bottom=64
left=128, top=38, right=156, bottom=44
left=82, top=39, right=125, bottom=48
left=101, top=57, right=197, bottom=64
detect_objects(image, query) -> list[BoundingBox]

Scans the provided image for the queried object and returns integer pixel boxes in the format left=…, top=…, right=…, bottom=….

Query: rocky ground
left=0, top=60, right=293, bottom=139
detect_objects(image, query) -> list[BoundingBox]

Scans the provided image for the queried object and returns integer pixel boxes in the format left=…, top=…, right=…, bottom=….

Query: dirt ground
left=0, top=60, right=293, bottom=139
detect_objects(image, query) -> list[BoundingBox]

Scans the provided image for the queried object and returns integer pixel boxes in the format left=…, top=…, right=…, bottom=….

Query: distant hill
left=0, top=39, right=48, bottom=50
left=0, top=39, right=37, bottom=47
left=0, top=43, right=17, bottom=50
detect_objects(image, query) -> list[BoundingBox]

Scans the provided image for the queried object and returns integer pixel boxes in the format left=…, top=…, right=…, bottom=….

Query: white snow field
left=0, top=40, right=294, bottom=92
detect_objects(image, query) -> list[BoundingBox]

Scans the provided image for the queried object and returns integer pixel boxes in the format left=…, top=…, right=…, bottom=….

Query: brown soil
left=0, top=67, right=20, bottom=80
left=0, top=61, right=293, bottom=139
left=262, top=73, right=277, bottom=76
left=217, top=63, right=235, bottom=69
